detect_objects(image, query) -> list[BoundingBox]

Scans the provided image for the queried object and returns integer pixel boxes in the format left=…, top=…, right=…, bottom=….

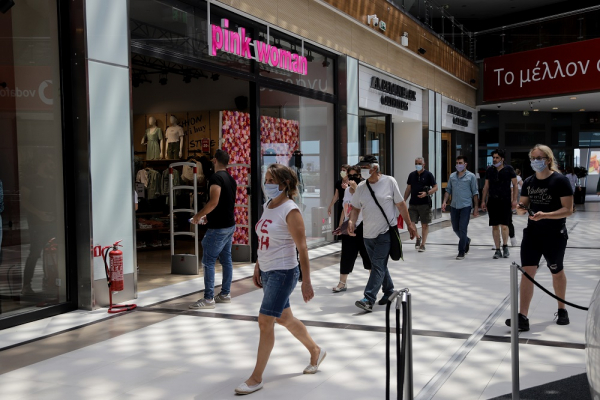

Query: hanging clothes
left=136, top=169, right=149, bottom=187
left=146, top=168, right=161, bottom=199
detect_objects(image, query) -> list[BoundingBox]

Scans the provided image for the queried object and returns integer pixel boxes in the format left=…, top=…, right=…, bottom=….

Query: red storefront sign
left=483, top=38, right=600, bottom=102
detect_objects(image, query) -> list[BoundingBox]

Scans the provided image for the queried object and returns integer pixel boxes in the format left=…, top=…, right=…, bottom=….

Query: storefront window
left=359, top=109, right=389, bottom=174
left=260, top=89, right=334, bottom=247
left=0, top=0, right=66, bottom=318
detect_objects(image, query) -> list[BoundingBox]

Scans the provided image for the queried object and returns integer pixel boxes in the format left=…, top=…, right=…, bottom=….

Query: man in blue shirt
left=442, top=156, right=479, bottom=260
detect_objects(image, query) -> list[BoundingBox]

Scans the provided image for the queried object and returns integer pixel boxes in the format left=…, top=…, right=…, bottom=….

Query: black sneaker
left=378, top=293, right=393, bottom=305
left=415, top=236, right=421, bottom=249
left=555, top=308, right=570, bottom=325
left=355, top=298, right=373, bottom=312
left=502, top=245, right=510, bottom=258
left=493, top=249, right=502, bottom=259
left=456, top=252, right=465, bottom=260
left=465, top=238, right=471, bottom=254
left=505, top=313, right=530, bottom=331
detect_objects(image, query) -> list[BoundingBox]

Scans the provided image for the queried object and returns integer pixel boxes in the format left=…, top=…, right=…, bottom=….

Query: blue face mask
left=415, top=165, right=423, bottom=171
left=531, top=159, right=547, bottom=172
left=264, top=183, right=284, bottom=199
left=456, top=164, right=465, bottom=172
left=493, top=161, right=502, bottom=168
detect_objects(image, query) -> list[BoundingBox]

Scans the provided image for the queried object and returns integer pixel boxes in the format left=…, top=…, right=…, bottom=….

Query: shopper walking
left=236, top=164, right=325, bottom=395
left=348, top=155, right=416, bottom=312
left=507, top=168, right=524, bottom=246
left=506, top=144, right=573, bottom=331
left=404, top=157, right=438, bottom=252
left=332, top=165, right=371, bottom=293
left=481, top=149, right=518, bottom=259
left=327, top=163, right=350, bottom=218
left=189, top=149, right=237, bottom=309
left=442, top=156, right=479, bottom=260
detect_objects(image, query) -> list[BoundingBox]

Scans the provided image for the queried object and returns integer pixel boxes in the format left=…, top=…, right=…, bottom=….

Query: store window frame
left=129, top=0, right=340, bottom=261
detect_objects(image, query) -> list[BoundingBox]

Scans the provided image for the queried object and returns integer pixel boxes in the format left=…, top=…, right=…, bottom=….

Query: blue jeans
left=363, top=231, right=394, bottom=304
left=450, top=206, right=471, bottom=254
left=201, top=225, right=235, bottom=299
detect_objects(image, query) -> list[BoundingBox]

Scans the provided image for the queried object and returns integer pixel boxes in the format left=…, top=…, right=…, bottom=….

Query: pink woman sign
left=209, top=19, right=308, bottom=76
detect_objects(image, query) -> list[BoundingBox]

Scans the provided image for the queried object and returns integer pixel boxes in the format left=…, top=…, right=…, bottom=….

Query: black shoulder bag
left=365, top=180, right=403, bottom=261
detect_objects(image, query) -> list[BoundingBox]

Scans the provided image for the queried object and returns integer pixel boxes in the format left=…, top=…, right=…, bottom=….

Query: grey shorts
left=408, top=204, right=432, bottom=224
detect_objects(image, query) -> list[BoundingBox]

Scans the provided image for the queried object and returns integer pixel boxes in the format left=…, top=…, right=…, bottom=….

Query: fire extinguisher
left=102, top=240, right=137, bottom=314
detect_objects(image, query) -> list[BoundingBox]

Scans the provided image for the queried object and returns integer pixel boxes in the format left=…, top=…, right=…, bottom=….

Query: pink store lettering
left=210, top=19, right=308, bottom=75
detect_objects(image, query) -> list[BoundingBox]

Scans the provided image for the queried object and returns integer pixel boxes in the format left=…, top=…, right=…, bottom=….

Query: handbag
left=365, top=180, right=403, bottom=261
left=332, top=220, right=349, bottom=236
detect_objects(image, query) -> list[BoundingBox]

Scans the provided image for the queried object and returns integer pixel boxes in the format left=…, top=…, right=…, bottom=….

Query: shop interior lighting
left=533, top=109, right=539, bottom=112
left=552, top=107, right=558, bottom=110
left=322, top=57, right=330, bottom=67
left=570, top=97, right=577, bottom=100
left=211, top=73, right=220, bottom=81
left=0, top=0, right=15, bottom=14
left=418, top=47, right=426, bottom=54
left=580, top=109, right=586, bottom=111
left=306, top=50, right=315, bottom=62
left=159, top=73, right=168, bottom=85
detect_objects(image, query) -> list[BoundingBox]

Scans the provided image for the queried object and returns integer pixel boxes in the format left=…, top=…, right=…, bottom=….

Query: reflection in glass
left=260, top=89, right=334, bottom=247
left=0, top=0, right=66, bottom=318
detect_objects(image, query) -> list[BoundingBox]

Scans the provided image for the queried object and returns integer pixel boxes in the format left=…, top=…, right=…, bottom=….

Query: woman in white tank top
left=235, top=164, right=326, bottom=395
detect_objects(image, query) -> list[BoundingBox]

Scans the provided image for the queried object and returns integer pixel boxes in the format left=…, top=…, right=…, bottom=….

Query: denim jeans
left=259, top=266, right=299, bottom=318
left=201, top=225, right=235, bottom=299
left=450, top=206, right=471, bottom=254
left=363, top=231, right=394, bottom=304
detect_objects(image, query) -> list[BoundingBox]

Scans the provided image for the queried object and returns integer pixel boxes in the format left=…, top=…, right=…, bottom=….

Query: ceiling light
left=533, top=109, right=539, bottom=112
left=552, top=107, right=558, bottom=110
left=322, top=57, right=330, bottom=67
left=512, top=103, right=516, bottom=105
left=570, top=97, right=577, bottom=100
left=401, top=120, right=404, bottom=122
left=211, top=73, right=220, bottom=81
left=580, top=109, right=586, bottom=111
left=305, top=50, right=315, bottom=62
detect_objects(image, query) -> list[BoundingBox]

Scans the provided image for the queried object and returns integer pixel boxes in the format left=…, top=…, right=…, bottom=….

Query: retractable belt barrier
left=385, top=288, right=413, bottom=400
left=514, top=263, right=589, bottom=311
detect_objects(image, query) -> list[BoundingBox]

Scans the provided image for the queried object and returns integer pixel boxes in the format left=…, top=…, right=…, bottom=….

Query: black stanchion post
left=404, top=291, right=414, bottom=400
left=510, top=262, right=520, bottom=400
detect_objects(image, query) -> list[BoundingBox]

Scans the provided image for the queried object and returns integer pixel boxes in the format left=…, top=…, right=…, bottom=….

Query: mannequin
left=141, top=116, right=164, bottom=160
left=165, top=115, right=184, bottom=159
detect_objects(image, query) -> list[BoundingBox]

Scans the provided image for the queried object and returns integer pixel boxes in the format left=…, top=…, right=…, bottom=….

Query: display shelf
left=136, top=227, right=169, bottom=232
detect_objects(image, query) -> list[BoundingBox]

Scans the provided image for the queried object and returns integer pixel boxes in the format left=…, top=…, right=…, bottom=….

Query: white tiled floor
left=1, top=210, right=599, bottom=399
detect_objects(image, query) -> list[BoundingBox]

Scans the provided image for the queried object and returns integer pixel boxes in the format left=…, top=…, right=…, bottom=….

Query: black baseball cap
left=358, top=155, right=378, bottom=166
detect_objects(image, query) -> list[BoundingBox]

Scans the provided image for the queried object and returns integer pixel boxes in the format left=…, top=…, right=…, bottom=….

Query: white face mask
left=340, top=171, right=347, bottom=178
left=360, top=169, right=371, bottom=180
left=264, top=183, right=283, bottom=199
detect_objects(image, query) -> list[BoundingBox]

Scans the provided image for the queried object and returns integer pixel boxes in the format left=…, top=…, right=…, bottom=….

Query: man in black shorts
left=481, top=149, right=518, bottom=259
left=404, top=157, right=437, bottom=252
left=506, top=144, right=573, bottom=331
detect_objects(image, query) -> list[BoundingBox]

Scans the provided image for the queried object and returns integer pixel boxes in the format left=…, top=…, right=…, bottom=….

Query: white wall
left=393, top=122, right=422, bottom=196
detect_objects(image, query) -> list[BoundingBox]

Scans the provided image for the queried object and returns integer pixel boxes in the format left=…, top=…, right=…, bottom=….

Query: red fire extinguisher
left=102, top=240, right=137, bottom=314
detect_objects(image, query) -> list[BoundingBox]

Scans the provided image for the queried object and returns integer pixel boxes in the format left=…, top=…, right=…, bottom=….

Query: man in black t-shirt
left=481, top=149, right=518, bottom=259
left=506, top=144, right=574, bottom=331
left=189, top=149, right=237, bottom=310
left=403, top=157, right=437, bottom=252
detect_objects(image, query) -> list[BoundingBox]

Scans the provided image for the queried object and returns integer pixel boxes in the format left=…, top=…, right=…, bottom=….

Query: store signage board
left=441, top=96, right=476, bottom=134
left=483, top=38, right=600, bottom=102
left=447, top=105, right=472, bottom=127
left=370, top=76, right=417, bottom=111
left=209, top=19, right=308, bottom=75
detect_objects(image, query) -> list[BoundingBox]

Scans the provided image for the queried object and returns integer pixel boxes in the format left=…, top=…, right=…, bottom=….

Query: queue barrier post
left=510, top=262, right=520, bottom=400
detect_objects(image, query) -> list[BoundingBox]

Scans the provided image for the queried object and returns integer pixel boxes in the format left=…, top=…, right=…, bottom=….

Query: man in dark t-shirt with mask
left=189, top=149, right=237, bottom=310
left=481, top=149, right=518, bottom=259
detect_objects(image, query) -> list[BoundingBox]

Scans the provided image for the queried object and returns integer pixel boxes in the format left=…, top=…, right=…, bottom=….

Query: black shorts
left=487, top=197, right=512, bottom=226
left=520, top=225, right=568, bottom=274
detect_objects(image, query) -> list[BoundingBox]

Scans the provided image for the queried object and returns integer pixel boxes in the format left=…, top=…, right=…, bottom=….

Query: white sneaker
left=188, top=298, right=215, bottom=309
left=235, top=381, right=263, bottom=394
left=214, top=293, right=231, bottom=303
left=510, top=237, right=518, bottom=247
left=303, top=348, right=327, bottom=374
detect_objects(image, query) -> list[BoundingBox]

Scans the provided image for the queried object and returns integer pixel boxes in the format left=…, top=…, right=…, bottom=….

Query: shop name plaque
left=370, top=77, right=416, bottom=111
left=209, top=19, right=308, bottom=75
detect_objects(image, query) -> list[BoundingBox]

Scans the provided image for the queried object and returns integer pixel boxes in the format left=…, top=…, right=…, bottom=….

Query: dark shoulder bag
left=365, top=180, right=403, bottom=261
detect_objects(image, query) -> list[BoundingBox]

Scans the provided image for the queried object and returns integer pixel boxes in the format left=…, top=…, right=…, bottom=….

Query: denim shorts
left=259, top=266, right=299, bottom=318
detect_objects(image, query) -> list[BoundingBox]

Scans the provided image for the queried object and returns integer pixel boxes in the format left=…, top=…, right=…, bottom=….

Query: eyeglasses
left=530, top=157, right=548, bottom=161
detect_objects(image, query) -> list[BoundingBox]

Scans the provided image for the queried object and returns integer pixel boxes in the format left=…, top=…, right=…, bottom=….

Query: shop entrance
left=132, top=55, right=251, bottom=292
left=359, top=109, right=391, bottom=173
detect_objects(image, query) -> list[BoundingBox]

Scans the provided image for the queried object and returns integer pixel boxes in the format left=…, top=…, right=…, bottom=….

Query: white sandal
left=332, top=281, right=347, bottom=293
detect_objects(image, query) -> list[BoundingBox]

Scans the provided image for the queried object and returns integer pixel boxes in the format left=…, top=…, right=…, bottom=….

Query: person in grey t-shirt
left=348, top=155, right=417, bottom=312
